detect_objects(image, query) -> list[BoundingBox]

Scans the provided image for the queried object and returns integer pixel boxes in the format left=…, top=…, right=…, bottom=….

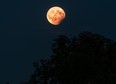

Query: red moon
left=46, top=6, right=66, bottom=25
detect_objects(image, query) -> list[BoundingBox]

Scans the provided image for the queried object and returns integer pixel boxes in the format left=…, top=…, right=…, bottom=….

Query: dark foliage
left=24, top=31, right=116, bottom=84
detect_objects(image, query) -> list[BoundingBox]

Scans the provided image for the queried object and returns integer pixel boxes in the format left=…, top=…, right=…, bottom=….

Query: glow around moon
left=46, top=6, right=66, bottom=25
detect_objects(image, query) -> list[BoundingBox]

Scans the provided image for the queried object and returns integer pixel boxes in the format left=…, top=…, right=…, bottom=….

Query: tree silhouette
left=24, top=31, right=116, bottom=84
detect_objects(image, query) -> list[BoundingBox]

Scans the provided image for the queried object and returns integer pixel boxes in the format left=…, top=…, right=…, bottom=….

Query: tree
left=26, top=31, right=116, bottom=84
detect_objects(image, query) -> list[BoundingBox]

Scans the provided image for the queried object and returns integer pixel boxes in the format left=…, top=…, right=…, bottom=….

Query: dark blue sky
left=0, top=0, right=116, bottom=84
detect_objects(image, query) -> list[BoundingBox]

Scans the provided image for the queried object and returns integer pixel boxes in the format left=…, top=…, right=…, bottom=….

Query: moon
left=46, top=6, right=66, bottom=25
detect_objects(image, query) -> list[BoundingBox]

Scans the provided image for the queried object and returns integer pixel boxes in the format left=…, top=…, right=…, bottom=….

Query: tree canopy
left=22, top=31, right=116, bottom=84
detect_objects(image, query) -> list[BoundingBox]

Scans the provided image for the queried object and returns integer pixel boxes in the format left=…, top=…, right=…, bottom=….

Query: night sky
left=0, top=0, right=116, bottom=84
